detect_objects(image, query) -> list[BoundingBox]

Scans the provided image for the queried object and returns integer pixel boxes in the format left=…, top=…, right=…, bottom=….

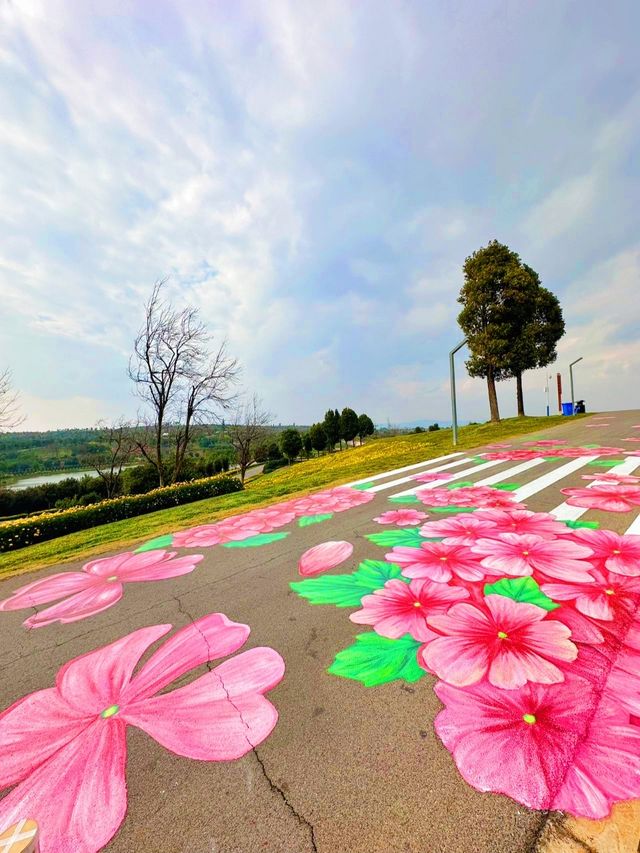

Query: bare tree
left=0, top=369, right=24, bottom=431
left=129, top=280, right=240, bottom=486
left=93, top=420, right=136, bottom=498
left=227, top=395, right=272, bottom=482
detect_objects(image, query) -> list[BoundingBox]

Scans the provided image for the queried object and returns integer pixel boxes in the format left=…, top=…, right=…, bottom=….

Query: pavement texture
left=2, top=411, right=640, bottom=853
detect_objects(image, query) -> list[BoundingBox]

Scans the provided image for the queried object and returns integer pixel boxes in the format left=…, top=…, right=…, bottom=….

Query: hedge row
left=0, top=473, right=243, bottom=552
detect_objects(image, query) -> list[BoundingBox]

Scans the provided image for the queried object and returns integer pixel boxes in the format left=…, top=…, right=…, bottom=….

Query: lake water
left=6, top=469, right=101, bottom=490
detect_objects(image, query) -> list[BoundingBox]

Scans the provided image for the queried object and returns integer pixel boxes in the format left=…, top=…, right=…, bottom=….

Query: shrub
left=0, top=473, right=243, bottom=552
left=262, top=458, right=288, bottom=474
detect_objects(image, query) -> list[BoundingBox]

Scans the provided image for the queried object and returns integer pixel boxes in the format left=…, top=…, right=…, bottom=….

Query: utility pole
left=569, top=357, right=583, bottom=414
left=449, top=339, right=467, bottom=445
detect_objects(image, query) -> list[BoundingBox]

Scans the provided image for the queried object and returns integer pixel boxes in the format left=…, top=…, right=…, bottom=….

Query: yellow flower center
left=107, top=575, right=118, bottom=582
left=612, top=549, right=621, bottom=555
left=100, top=704, right=120, bottom=719
left=439, top=556, right=448, bottom=561
left=605, top=589, right=615, bottom=595
left=413, top=601, right=422, bottom=608
left=522, top=551, right=529, bottom=557
left=497, top=631, right=508, bottom=639
left=523, top=713, right=536, bottom=725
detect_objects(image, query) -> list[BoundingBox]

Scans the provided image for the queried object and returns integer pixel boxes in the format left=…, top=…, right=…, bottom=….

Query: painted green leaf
left=484, top=576, right=559, bottom=611
left=290, top=559, right=408, bottom=607
left=471, top=456, right=486, bottom=463
left=430, top=506, right=476, bottom=513
left=446, top=480, right=475, bottom=489
left=352, top=481, right=375, bottom=490
left=328, top=632, right=426, bottom=687
left=494, top=483, right=521, bottom=491
left=365, top=527, right=425, bottom=548
left=298, top=513, right=333, bottom=527
left=223, top=532, right=290, bottom=548
left=135, top=533, right=174, bottom=553
left=388, top=494, right=420, bottom=504
left=563, top=519, right=600, bottom=529
left=582, top=444, right=600, bottom=449
left=587, top=459, right=625, bottom=467
left=543, top=456, right=564, bottom=462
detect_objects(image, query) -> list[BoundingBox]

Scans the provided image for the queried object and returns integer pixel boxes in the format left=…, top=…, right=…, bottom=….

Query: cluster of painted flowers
left=172, top=485, right=374, bottom=547
left=301, top=479, right=640, bottom=819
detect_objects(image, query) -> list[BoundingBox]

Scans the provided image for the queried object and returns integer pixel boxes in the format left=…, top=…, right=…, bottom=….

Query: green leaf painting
left=543, top=456, right=564, bottom=462
left=365, top=527, right=425, bottom=548
left=135, top=533, right=174, bottom=553
left=328, top=632, right=426, bottom=687
left=388, top=494, right=421, bottom=504
left=493, top=483, right=521, bottom=491
left=562, top=519, right=600, bottom=529
left=298, top=513, right=334, bottom=527
left=352, top=481, right=376, bottom=490
left=223, top=532, right=290, bottom=548
left=446, top=481, right=475, bottom=489
left=587, top=459, right=625, bottom=467
left=484, top=576, right=559, bottom=611
left=290, top=559, right=408, bottom=607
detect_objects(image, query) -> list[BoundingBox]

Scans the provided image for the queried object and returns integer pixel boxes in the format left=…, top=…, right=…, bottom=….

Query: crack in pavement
left=171, top=594, right=318, bottom=851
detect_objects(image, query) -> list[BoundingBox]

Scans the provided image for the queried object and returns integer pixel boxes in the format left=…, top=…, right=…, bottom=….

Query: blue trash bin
left=562, top=402, right=574, bottom=416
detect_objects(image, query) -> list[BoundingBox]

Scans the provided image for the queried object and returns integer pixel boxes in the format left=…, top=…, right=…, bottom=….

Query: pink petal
left=298, top=540, right=354, bottom=576
left=424, top=636, right=490, bottom=686
left=0, top=688, right=88, bottom=789
left=123, top=648, right=284, bottom=760
left=123, top=613, right=250, bottom=702
left=0, top=572, right=94, bottom=611
left=56, top=624, right=171, bottom=715
left=83, top=550, right=161, bottom=577
left=0, top=718, right=127, bottom=853
left=117, top=553, right=204, bottom=582
left=489, top=647, right=564, bottom=689
left=24, top=583, right=124, bottom=629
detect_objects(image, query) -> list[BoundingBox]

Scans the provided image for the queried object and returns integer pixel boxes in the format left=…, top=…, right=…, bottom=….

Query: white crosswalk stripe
left=548, top=457, right=640, bottom=522
left=512, top=456, right=600, bottom=503
left=387, top=458, right=505, bottom=498
left=367, top=456, right=474, bottom=493
left=343, top=451, right=465, bottom=488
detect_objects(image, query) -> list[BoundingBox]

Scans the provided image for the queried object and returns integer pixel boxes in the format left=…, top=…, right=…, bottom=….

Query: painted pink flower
left=387, top=541, right=485, bottom=583
left=560, top=484, right=640, bottom=512
left=349, top=578, right=469, bottom=641
left=173, top=524, right=226, bottom=548
left=416, top=485, right=521, bottom=509
left=523, top=440, right=566, bottom=446
left=423, top=596, right=576, bottom=688
left=568, top=528, right=640, bottom=576
left=412, top=471, right=453, bottom=483
left=484, top=443, right=512, bottom=449
left=481, top=450, right=542, bottom=461
left=553, top=446, right=623, bottom=458
left=541, top=569, right=640, bottom=621
left=418, top=515, right=499, bottom=546
left=434, top=675, right=640, bottom=818
left=0, top=614, right=285, bottom=852
left=581, top=472, right=640, bottom=484
left=291, top=486, right=374, bottom=515
left=622, top=438, right=640, bottom=443
left=471, top=533, right=595, bottom=581
left=472, top=508, right=571, bottom=539
left=373, top=509, right=428, bottom=525
left=0, top=551, right=204, bottom=629
left=298, top=540, right=354, bottom=576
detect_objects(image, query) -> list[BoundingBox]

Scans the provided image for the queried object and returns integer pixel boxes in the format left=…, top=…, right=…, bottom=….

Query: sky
left=1, top=0, right=639, bottom=431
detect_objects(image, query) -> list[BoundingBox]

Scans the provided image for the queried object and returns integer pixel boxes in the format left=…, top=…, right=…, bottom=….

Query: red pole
left=556, top=373, right=562, bottom=413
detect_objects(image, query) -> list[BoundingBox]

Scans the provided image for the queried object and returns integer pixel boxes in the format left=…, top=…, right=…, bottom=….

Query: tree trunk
left=515, top=372, right=525, bottom=417
left=486, top=368, right=500, bottom=422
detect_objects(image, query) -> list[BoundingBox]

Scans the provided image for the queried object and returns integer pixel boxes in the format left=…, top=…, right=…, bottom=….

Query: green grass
left=0, top=415, right=576, bottom=579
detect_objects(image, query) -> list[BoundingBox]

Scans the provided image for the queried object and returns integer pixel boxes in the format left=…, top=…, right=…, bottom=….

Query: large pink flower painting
left=0, top=550, right=204, bottom=628
left=289, top=476, right=640, bottom=821
left=0, top=613, right=285, bottom=852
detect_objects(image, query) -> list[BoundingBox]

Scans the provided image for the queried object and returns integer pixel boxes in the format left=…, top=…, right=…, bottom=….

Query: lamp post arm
left=449, top=339, right=467, bottom=446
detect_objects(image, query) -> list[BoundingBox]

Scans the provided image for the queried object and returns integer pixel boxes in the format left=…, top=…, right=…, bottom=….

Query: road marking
left=546, top=457, right=640, bottom=521
left=343, top=452, right=465, bottom=488
left=368, top=457, right=474, bottom=493
left=472, top=457, right=547, bottom=486
left=512, top=456, right=600, bottom=503
left=387, top=459, right=506, bottom=497
left=625, top=514, right=640, bottom=536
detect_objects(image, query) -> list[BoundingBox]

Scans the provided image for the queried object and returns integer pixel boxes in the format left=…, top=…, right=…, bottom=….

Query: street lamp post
left=449, top=339, right=467, bottom=446
left=569, top=357, right=583, bottom=415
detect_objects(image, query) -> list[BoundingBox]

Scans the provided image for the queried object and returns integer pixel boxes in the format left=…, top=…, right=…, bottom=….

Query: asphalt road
left=1, top=411, right=639, bottom=853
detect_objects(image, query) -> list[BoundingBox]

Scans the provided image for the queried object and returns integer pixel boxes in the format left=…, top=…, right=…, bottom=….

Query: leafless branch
left=0, top=369, right=25, bottom=431
left=227, top=395, right=273, bottom=482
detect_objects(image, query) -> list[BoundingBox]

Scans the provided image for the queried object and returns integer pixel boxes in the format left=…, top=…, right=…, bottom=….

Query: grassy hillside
left=0, top=415, right=572, bottom=578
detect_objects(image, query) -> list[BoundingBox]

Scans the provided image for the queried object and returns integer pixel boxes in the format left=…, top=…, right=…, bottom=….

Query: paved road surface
left=1, top=411, right=640, bottom=853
